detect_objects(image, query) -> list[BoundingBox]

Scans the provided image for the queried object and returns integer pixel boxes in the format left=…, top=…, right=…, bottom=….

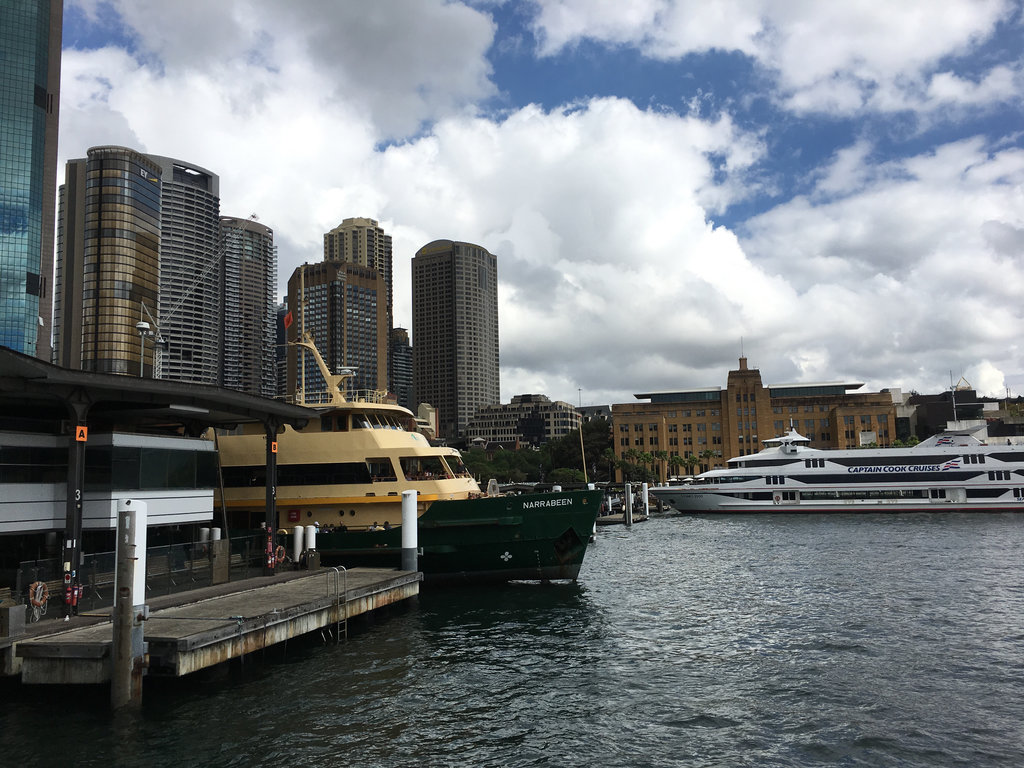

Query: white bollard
left=210, top=527, right=221, bottom=541
left=306, top=524, right=317, bottom=552
left=624, top=482, right=633, bottom=527
left=641, top=482, right=650, bottom=517
left=292, top=525, right=305, bottom=562
left=401, top=490, right=418, bottom=572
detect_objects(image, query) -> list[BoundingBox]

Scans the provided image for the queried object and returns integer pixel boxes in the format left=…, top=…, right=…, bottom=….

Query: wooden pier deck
left=8, top=567, right=421, bottom=684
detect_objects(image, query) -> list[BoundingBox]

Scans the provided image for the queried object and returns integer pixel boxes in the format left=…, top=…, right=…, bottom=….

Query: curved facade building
left=55, top=146, right=162, bottom=375
left=221, top=216, right=277, bottom=398
left=412, top=239, right=499, bottom=442
left=147, top=155, right=222, bottom=385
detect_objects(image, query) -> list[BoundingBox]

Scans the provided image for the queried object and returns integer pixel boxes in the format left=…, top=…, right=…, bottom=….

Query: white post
left=112, top=499, right=147, bottom=709
left=624, top=482, right=633, bottom=527
left=401, top=490, right=418, bottom=572
left=292, top=525, right=305, bottom=563
left=641, top=482, right=650, bottom=517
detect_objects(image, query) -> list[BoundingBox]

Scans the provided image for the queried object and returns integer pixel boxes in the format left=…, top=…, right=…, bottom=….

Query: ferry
left=216, top=334, right=601, bottom=582
left=649, top=426, right=1024, bottom=514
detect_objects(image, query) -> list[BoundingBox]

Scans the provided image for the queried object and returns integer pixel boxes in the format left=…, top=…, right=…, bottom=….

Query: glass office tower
left=0, top=0, right=61, bottom=358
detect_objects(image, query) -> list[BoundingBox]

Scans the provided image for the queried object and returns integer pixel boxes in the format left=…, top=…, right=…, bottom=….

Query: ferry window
left=353, top=414, right=372, bottom=429
left=444, top=455, right=473, bottom=478
left=366, top=458, right=397, bottom=482
left=400, top=456, right=451, bottom=480
left=320, top=415, right=334, bottom=431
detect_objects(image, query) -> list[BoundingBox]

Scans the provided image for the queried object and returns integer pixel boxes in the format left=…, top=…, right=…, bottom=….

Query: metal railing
left=13, top=532, right=270, bottom=621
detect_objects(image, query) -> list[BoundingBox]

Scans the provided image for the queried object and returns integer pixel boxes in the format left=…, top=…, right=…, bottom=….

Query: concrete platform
left=8, top=567, right=420, bottom=684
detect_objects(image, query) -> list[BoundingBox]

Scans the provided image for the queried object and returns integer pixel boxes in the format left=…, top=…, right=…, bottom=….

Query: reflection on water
left=4, top=513, right=1024, bottom=767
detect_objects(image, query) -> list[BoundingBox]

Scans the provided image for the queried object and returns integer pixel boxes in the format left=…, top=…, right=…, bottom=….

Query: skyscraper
left=286, top=261, right=387, bottom=400
left=54, top=148, right=163, bottom=375
left=147, top=155, right=222, bottom=386
left=324, top=217, right=393, bottom=389
left=412, top=239, right=499, bottom=442
left=0, top=0, right=61, bottom=359
left=55, top=148, right=227, bottom=383
left=221, top=216, right=277, bottom=398
left=390, top=327, right=414, bottom=411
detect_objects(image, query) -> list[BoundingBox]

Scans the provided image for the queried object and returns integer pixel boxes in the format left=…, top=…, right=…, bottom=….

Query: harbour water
left=4, top=512, right=1024, bottom=767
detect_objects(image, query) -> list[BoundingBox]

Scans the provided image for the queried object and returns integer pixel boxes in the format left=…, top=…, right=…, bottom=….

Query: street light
left=135, top=321, right=151, bottom=377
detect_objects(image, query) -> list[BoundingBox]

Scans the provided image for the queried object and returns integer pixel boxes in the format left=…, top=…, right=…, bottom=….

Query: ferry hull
left=287, top=489, right=603, bottom=583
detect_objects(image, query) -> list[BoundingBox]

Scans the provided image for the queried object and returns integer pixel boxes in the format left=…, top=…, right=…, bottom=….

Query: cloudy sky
left=59, top=0, right=1024, bottom=407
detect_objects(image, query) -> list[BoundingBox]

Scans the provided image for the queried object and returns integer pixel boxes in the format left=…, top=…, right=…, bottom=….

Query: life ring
left=772, top=493, right=782, bottom=505
left=29, top=581, right=49, bottom=607
left=274, top=545, right=286, bottom=564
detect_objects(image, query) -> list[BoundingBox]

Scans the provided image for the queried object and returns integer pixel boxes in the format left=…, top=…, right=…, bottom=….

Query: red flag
left=283, top=311, right=294, bottom=330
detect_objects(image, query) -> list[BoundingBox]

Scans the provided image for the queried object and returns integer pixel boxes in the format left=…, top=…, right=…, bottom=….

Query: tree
left=699, top=448, right=715, bottom=473
left=684, top=454, right=700, bottom=475
left=653, top=449, right=669, bottom=483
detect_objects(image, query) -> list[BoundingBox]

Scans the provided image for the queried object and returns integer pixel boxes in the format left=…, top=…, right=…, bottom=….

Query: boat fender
left=29, top=581, right=49, bottom=607
left=772, top=493, right=782, bottom=505
left=274, top=545, right=287, bottom=564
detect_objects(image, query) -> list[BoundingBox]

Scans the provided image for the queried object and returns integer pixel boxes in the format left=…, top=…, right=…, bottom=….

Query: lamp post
left=135, top=321, right=151, bottom=377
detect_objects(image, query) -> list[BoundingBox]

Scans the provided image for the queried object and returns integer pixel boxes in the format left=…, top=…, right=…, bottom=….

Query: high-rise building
left=412, top=239, right=499, bottom=442
left=390, top=327, right=413, bottom=411
left=0, top=0, right=62, bottom=359
left=55, top=148, right=229, bottom=383
left=147, top=155, right=222, bottom=386
left=54, top=148, right=163, bottom=375
left=286, top=261, right=387, bottom=399
left=275, top=302, right=289, bottom=398
left=221, top=216, right=277, bottom=398
left=324, top=217, right=393, bottom=388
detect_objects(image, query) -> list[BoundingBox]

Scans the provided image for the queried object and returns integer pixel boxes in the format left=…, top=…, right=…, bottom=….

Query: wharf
left=596, top=513, right=649, bottom=526
left=4, top=567, right=420, bottom=684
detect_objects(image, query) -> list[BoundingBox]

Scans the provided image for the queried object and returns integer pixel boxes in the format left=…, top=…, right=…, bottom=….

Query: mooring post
left=112, top=499, right=148, bottom=709
left=624, top=482, right=633, bottom=527
left=641, top=482, right=650, bottom=517
left=401, top=490, right=418, bottom=572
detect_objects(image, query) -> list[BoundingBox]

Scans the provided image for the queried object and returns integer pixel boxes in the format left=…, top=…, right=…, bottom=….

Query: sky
left=57, top=0, right=1024, bottom=408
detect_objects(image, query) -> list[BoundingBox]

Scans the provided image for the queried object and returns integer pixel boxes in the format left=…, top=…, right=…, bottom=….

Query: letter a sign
left=75, top=425, right=88, bottom=442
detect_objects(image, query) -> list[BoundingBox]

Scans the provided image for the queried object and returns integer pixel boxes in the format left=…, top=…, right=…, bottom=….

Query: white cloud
left=528, top=0, right=1018, bottom=116
left=55, top=0, right=1024, bottom=408
left=742, top=137, right=1024, bottom=396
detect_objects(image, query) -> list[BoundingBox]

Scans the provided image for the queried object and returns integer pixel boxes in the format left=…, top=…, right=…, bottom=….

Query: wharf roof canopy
left=0, top=346, right=313, bottom=435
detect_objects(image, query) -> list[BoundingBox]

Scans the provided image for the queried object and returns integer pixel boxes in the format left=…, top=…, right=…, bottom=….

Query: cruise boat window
left=353, top=414, right=372, bottom=429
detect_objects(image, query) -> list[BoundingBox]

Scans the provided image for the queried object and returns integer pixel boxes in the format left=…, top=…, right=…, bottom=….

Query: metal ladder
left=328, top=566, right=348, bottom=642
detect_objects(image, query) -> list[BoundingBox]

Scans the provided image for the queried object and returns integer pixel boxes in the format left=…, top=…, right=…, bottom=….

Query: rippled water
left=4, top=513, right=1024, bottom=767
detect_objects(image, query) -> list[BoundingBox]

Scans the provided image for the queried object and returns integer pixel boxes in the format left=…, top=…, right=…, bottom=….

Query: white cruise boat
left=649, top=426, right=1024, bottom=514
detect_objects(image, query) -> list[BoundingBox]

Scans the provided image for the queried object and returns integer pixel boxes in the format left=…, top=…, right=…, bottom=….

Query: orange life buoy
left=29, top=581, right=49, bottom=607
left=274, top=545, right=286, bottom=564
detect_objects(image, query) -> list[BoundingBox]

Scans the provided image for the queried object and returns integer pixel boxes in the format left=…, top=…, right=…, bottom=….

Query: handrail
left=328, top=566, right=348, bottom=643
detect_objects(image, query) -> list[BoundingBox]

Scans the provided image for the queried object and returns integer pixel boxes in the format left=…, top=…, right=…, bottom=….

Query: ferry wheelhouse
left=649, top=426, right=1024, bottom=514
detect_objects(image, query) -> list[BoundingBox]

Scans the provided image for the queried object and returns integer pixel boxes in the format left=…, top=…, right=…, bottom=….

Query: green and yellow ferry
left=216, top=335, right=601, bottom=583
